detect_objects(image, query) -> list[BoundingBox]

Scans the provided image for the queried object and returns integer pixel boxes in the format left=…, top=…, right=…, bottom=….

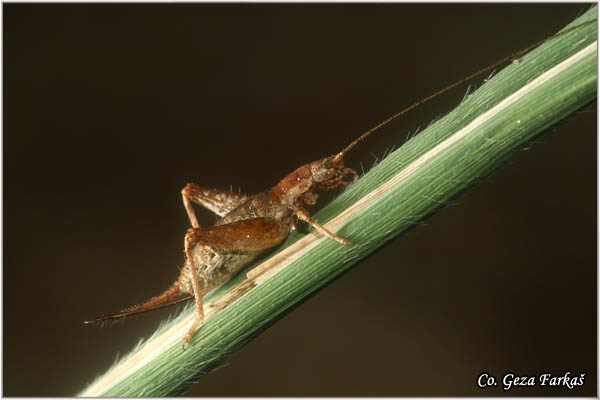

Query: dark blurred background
left=4, top=3, right=596, bottom=397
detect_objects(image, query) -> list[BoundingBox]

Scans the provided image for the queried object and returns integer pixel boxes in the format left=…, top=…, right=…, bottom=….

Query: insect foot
left=295, top=208, right=352, bottom=245
left=182, top=312, right=204, bottom=350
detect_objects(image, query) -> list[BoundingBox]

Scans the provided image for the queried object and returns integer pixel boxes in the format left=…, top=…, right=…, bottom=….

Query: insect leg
left=183, top=229, right=206, bottom=348
left=182, top=184, right=250, bottom=227
left=181, top=218, right=289, bottom=346
left=185, top=218, right=290, bottom=251
left=295, top=208, right=352, bottom=245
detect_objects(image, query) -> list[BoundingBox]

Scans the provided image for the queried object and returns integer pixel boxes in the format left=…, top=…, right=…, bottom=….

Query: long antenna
left=333, top=18, right=597, bottom=163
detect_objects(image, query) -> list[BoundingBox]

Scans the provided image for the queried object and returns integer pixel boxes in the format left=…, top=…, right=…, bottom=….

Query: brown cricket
left=84, top=18, right=596, bottom=348
left=85, top=142, right=363, bottom=347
